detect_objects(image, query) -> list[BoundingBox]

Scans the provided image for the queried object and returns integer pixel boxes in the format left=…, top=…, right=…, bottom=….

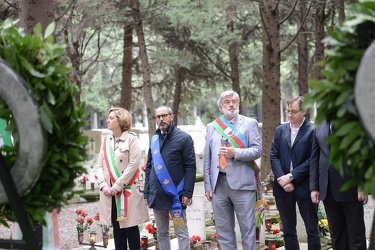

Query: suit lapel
left=285, top=124, right=292, bottom=148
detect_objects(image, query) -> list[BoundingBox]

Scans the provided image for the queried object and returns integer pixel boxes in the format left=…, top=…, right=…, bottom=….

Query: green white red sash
left=103, top=134, right=140, bottom=222
left=212, top=116, right=262, bottom=201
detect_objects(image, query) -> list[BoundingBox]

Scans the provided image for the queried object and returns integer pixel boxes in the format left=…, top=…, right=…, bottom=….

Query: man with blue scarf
left=144, top=105, right=196, bottom=250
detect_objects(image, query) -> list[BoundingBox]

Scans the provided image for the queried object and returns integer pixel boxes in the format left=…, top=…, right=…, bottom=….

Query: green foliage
left=0, top=19, right=88, bottom=224
left=305, top=1, right=375, bottom=196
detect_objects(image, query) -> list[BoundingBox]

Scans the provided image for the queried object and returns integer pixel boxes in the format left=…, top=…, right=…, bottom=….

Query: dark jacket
left=270, top=119, right=313, bottom=199
left=144, top=123, right=196, bottom=210
left=309, top=120, right=358, bottom=202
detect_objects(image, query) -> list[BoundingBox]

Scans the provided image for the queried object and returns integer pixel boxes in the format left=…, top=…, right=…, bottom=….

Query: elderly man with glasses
left=270, top=96, right=321, bottom=250
left=144, top=105, right=196, bottom=250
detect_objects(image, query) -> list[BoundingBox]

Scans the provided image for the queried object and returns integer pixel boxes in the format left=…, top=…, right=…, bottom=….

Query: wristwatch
left=289, top=174, right=294, bottom=181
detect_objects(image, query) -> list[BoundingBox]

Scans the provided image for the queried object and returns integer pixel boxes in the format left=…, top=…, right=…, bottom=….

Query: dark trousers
left=276, top=192, right=321, bottom=250
left=111, top=196, right=140, bottom=250
left=323, top=189, right=366, bottom=250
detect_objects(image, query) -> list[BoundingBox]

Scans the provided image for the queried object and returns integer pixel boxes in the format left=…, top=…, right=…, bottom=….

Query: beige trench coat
left=96, top=131, right=149, bottom=228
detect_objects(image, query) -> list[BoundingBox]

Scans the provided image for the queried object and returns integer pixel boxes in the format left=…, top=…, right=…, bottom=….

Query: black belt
left=218, top=172, right=226, bottom=176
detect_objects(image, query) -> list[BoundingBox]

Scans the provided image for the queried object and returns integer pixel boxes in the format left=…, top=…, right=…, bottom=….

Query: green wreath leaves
left=0, top=19, right=88, bottom=224
left=305, top=1, right=375, bottom=196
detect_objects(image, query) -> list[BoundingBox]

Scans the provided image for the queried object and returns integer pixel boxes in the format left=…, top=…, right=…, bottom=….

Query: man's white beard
left=223, top=109, right=239, bottom=120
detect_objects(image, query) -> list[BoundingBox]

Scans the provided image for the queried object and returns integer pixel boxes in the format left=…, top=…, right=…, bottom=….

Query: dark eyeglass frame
left=154, top=114, right=171, bottom=120
left=284, top=109, right=301, bottom=115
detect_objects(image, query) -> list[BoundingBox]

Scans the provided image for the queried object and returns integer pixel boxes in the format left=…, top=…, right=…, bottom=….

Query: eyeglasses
left=154, top=114, right=171, bottom=120
left=284, top=109, right=301, bottom=115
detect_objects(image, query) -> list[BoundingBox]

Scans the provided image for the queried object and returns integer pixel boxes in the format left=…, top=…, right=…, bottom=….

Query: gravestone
left=364, top=195, right=374, bottom=239
left=186, top=195, right=206, bottom=240
left=296, top=204, right=308, bottom=242
left=84, top=130, right=102, bottom=155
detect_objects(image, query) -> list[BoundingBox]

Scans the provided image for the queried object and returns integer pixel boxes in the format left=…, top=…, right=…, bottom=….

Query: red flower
left=76, top=209, right=91, bottom=233
left=146, top=223, right=157, bottom=234
left=213, top=232, right=217, bottom=238
left=272, top=229, right=280, bottom=234
left=94, top=212, right=100, bottom=221
left=190, top=235, right=201, bottom=244
left=146, top=221, right=157, bottom=239
left=87, top=218, right=94, bottom=225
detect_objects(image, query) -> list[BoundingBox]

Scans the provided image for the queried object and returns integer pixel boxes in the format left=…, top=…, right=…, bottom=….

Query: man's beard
left=223, top=108, right=239, bottom=119
left=159, top=120, right=171, bottom=132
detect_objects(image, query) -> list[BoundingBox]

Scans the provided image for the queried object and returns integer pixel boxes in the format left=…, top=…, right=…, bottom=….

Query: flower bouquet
left=78, top=175, right=89, bottom=187
left=318, top=203, right=329, bottom=237
left=145, top=219, right=157, bottom=239
left=76, top=209, right=93, bottom=233
left=190, top=235, right=201, bottom=249
left=255, top=199, right=270, bottom=227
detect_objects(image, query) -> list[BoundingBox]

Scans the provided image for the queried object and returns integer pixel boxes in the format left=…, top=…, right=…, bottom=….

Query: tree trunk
left=19, top=0, right=54, bottom=35
left=228, top=20, right=242, bottom=113
left=336, top=0, right=345, bottom=24
left=63, top=29, right=82, bottom=105
left=173, top=65, right=183, bottom=126
left=131, top=0, right=155, bottom=139
left=259, top=0, right=280, bottom=179
left=297, top=0, right=309, bottom=97
left=228, top=40, right=242, bottom=114
left=313, top=0, right=326, bottom=81
left=121, top=23, right=133, bottom=111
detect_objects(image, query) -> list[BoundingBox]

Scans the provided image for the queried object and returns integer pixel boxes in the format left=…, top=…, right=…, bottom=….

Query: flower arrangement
left=318, top=204, right=329, bottom=237
left=255, top=199, right=270, bottom=227
left=145, top=219, right=157, bottom=239
left=78, top=175, right=89, bottom=186
left=190, top=235, right=201, bottom=248
left=319, top=219, right=329, bottom=237
left=76, top=209, right=93, bottom=233
left=94, top=212, right=112, bottom=236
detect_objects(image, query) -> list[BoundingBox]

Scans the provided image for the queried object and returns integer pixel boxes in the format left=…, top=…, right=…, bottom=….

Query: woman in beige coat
left=97, top=107, right=149, bottom=250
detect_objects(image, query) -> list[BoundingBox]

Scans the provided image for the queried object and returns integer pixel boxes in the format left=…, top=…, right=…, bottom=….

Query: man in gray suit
left=204, top=90, right=262, bottom=250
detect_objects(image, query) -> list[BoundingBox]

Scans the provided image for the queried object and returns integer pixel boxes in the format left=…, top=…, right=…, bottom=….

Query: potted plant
left=93, top=212, right=111, bottom=247
left=76, top=209, right=93, bottom=243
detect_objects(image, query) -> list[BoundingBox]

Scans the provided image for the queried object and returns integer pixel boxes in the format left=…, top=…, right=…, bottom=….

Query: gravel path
left=0, top=200, right=102, bottom=250
left=59, top=200, right=102, bottom=249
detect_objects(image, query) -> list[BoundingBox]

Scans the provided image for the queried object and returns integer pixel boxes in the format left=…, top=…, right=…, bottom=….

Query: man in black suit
left=310, top=120, right=367, bottom=250
left=271, top=96, right=321, bottom=250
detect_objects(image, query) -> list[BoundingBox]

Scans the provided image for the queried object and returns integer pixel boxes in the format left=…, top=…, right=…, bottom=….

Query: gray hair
left=217, top=90, right=240, bottom=108
left=155, top=105, right=173, bottom=114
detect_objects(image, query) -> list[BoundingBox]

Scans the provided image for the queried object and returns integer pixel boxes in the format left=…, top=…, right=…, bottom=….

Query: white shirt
left=289, top=118, right=305, bottom=171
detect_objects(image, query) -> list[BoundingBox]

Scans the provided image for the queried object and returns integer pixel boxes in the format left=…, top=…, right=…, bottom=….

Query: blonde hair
left=108, top=107, right=132, bottom=131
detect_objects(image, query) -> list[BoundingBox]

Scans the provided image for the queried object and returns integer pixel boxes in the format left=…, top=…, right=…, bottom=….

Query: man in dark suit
left=270, top=96, right=321, bottom=250
left=310, top=120, right=367, bottom=250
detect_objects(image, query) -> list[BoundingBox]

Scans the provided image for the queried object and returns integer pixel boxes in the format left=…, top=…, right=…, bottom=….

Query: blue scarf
left=151, top=134, right=185, bottom=226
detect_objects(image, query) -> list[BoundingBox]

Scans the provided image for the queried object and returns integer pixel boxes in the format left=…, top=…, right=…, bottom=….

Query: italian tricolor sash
left=212, top=116, right=262, bottom=201
left=151, top=134, right=185, bottom=227
left=103, top=134, right=140, bottom=222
